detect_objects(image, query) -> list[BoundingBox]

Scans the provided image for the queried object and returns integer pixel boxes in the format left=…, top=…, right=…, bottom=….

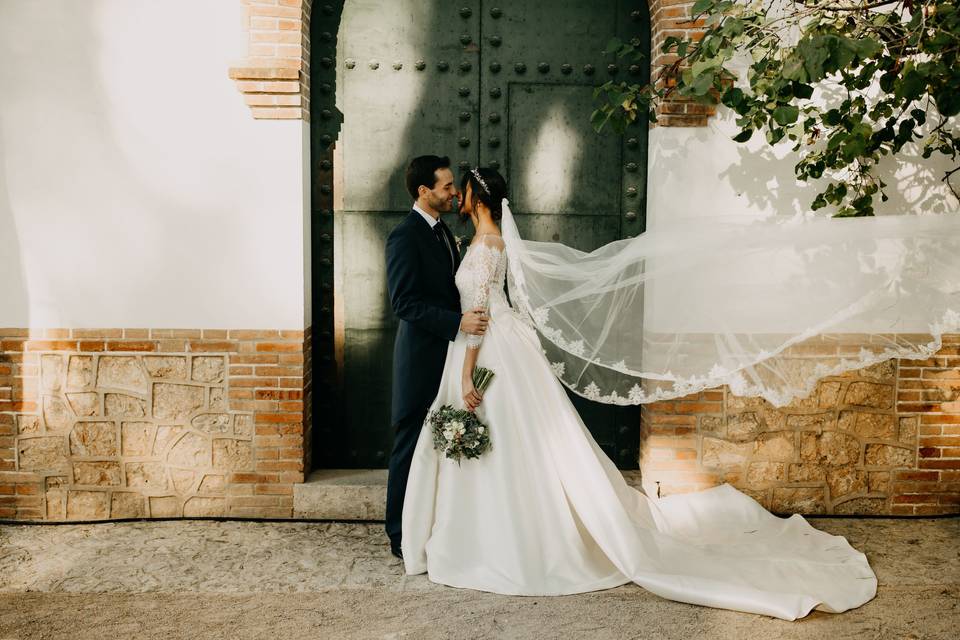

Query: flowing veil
left=499, top=198, right=960, bottom=407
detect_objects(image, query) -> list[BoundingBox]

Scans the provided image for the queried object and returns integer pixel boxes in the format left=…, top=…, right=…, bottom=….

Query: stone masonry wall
left=0, top=328, right=310, bottom=521
left=640, top=336, right=960, bottom=516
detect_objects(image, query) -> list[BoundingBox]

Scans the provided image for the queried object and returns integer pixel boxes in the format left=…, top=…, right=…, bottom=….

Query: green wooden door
left=317, top=0, right=648, bottom=469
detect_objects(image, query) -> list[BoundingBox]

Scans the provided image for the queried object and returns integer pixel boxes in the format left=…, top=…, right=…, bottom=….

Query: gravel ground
left=0, top=517, right=957, bottom=639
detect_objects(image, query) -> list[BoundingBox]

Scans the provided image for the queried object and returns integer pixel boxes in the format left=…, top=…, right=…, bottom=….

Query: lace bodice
left=456, top=234, right=508, bottom=349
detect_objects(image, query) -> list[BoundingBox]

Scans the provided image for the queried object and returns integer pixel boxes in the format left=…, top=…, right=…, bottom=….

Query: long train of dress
left=400, top=239, right=877, bottom=621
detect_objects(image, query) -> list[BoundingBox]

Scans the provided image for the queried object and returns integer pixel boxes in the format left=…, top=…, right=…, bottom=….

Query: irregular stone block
left=111, top=492, right=145, bottom=518
left=817, top=381, right=842, bottom=407
left=104, top=393, right=147, bottom=418
left=66, top=490, right=109, bottom=519
left=167, top=432, right=210, bottom=468
left=192, top=356, right=225, bottom=383
left=96, top=356, right=149, bottom=391
left=184, top=496, right=226, bottom=517
left=149, top=495, right=181, bottom=517
left=788, top=463, right=826, bottom=482
left=143, top=356, right=188, bottom=380
left=864, top=443, right=914, bottom=467
left=43, top=396, right=73, bottom=432
left=17, top=415, right=42, bottom=436
left=745, top=461, right=786, bottom=486
left=66, top=392, right=99, bottom=417
left=209, top=387, right=225, bottom=410
left=868, top=470, right=891, bottom=493
left=753, top=431, right=796, bottom=461
left=191, top=413, right=231, bottom=434
left=898, top=416, right=918, bottom=444
left=844, top=381, right=894, bottom=409
left=170, top=468, right=198, bottom=494
left=72, top=461, right=121, bottom=486
left=212, top=438, right=254, bottom=471
left=726, top=412, right=761, bottom=441
left=66, top=355, right=95, bottom=390
left=121, top=422, right=155, bottom=456
left=737, top=488, right=769, bottom=509
left=833, top=496, right=888, bottom=515
left=785, top=413, right=832, bottom=430
left=837, top=410, right=897, bottom=439
left=699, top=415, right=724, bottom=434
left=125, top=462, right=168, bottom=490
left=771, top=487, right=825, bottom=515
left=44, top=476, right=67, bottom=519
left=18, top=437, right=68, bottom=470
left=40, top=354, right=64, bottom=392
left=198, top=474, right=226, bottom=494
left=70, top=422, right=118, bottom=456
left=234, top=414, right=253, bottom=437
left=826, top=467, right=867, bottom=499
left=701, top=437, right=751, bottom=468
left=153, top=425, right=184, bottom=456
left=813, top=431, right=861, bottom=466
left=782, top=386, right=819, bottom=410
left=153, top=383, right=205, bottom=421
left=859, top=359, right=896, bottom=382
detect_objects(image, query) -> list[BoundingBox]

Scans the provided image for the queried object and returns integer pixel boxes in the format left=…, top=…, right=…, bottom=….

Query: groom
left=384, top=155, right=488, bottom=559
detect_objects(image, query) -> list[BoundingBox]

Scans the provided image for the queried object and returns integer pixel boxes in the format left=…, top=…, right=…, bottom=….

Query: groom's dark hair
left=405, top=155, right=451, bottom=200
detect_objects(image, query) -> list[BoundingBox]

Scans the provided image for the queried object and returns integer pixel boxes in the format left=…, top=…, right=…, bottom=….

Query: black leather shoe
left=391, top=546, right=403, bottom=560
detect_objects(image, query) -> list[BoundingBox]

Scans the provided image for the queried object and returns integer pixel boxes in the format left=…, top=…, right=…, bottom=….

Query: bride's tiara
left=470, top=167, right=491, bottom=196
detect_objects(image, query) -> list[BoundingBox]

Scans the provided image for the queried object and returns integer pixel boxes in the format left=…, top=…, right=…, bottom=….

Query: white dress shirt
left=413, top=202, right=441, bottom=228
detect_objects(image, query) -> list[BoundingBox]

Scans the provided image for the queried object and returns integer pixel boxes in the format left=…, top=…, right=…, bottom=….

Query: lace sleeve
left=465, top=234, right=505, bottom=349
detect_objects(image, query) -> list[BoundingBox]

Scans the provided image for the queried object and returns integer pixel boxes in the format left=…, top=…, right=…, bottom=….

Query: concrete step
left=294, top=468, right=647, bottom=521
left=294, top=469, right=388, bottom=520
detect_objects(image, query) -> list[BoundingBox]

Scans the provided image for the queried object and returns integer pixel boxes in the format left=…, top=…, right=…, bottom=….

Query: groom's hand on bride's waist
left=460, top=308, right=488, bottom=336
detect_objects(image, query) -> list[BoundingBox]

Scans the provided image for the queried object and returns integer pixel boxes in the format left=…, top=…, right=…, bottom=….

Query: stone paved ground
left=0, top=517, right=957, bottom=639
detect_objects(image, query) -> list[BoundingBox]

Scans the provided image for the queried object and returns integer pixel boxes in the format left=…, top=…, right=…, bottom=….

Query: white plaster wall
left=643, top=55, right=959, bottom=335
left=0, top=0, right=308, bottom=329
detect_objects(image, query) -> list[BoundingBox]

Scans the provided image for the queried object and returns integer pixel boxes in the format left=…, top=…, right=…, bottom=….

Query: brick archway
left=229, top=0, right=714, bottom=127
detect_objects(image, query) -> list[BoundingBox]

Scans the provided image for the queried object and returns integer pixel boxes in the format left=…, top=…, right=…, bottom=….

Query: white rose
left=478, top=426, right=485, bottom=434
left=443, top=429, right=454, bottom=441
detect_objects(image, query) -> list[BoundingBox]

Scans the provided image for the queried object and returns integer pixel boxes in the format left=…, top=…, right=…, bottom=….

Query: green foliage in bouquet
left=428, top=406, right=492, bottom=465
left=428, top=367, right=496, bottom=465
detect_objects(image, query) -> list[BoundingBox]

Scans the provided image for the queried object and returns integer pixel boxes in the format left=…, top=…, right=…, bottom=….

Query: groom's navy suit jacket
left=385, top=209, right=462, bottom=426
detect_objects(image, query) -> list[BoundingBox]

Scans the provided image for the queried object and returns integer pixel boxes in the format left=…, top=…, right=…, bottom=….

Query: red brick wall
left=648, top=0, right=716, bottom=127
left=230, top=0, right=312, bottom=120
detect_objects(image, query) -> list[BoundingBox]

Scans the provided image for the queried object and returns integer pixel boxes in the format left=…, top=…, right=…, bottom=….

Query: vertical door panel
left=333, top=1, right=480, bottom=466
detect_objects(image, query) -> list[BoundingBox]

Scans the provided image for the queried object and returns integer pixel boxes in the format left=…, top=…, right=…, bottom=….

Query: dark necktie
left=434, top=219, right=455, bottom=274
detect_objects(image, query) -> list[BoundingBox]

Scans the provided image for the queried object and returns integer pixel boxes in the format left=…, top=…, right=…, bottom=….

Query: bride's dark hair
left=460, top=167, right=508, bottom=221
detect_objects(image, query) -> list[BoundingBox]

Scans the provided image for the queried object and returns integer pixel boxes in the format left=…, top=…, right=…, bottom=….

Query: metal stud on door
left=320, top=1, right=649, bottom=469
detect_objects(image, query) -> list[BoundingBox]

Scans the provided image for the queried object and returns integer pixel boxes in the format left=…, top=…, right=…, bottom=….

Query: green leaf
left=793, top=83, right=814, bottom=100
left=732, top=129, right=754, bottom=143
left=896, top=70, right=927, bottom=103
left=604, top=37, right=623, bottom=56
left=772, top=105, right=799, bottom=125
left=692, top=0, right=713, bottom=15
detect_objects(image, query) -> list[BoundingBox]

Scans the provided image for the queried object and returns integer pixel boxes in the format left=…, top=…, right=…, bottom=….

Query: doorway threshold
left=293, top=469, right=388, bottom=520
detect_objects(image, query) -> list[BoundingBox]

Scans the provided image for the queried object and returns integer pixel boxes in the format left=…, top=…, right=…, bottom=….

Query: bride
left=399, top=167, right=879, bottom=621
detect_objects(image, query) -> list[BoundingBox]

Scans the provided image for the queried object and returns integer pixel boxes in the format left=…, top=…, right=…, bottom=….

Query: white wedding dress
left=400, top=233, right=878, bottom=621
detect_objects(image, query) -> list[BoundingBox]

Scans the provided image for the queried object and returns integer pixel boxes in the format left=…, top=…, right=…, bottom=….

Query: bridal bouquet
left=428, top=367, right=495, bottom=465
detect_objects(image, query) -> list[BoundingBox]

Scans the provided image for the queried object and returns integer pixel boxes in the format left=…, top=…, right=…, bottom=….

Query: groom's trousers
left=385, top=404, right=430, bottom=550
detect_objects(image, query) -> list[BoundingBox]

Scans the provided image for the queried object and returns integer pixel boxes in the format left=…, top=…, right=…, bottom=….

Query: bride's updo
left=460, top=167, right=508, bottom=221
